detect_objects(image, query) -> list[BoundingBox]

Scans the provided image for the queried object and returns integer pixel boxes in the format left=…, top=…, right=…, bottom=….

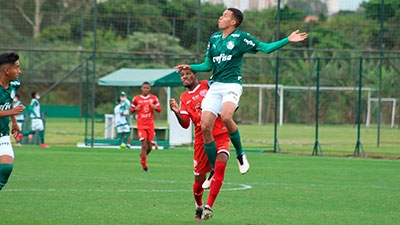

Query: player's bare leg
left=0, top=155, right=14, bottom=191
left=193, top=174, right=206, bottom=222
left=221, top=102, right=249, bottom=174
left=146, top=140, right=152, bottom=155
left=200, top=111, right=217, bottom=189
left=140, top=140, right=149, bottom=172
left=202, top=152, right=229, bottom=221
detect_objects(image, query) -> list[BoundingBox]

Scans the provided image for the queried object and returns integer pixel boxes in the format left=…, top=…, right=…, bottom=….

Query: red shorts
left=137, top=128, right=155, bottom=142
left=193, top=133, right=230, bottom=175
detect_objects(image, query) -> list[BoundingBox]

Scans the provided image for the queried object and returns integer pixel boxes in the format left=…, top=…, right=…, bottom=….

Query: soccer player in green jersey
left=175, top=8, right=307, bottom=177
left=0, top=52, right=25, bottom=191
left=119, top=91, right=132, bottom=148
left=28, top=91, right=50, bottom=148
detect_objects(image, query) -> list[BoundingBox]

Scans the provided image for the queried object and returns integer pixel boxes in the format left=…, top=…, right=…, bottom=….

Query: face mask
left=36, top=95, right=40, bottom=100
left=121, top=97, right=126, bottom=100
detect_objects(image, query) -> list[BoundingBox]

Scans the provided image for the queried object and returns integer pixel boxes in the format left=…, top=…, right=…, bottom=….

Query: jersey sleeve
left=178, top=98, right=191, bottom=129
left=256, top=37, right=290, bottom=54
left=241, top=32, right=261, bottom=54
left=153, top=96, right=161, bottom=113
left=10, top=79, right=21, bottom=94
left=130, top=97, right=137, bottom=114
left=190, top=39, right=213, bottom=72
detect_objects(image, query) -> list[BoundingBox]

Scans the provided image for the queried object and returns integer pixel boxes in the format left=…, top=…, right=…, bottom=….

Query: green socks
left=0, top=164, right=14, bottom=191
left=204, top=141, right=217, bottom=170
left=123, top=132, right=130, bottom=144
left=229, top=129, right=244, bottom=157
left=117, top=132, right=123, bottom=145
left=39, top=131, right=45, bottom=144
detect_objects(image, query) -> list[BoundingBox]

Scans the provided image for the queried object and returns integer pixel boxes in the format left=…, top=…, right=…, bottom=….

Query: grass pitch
left=1, top=146, right=399, bottom=225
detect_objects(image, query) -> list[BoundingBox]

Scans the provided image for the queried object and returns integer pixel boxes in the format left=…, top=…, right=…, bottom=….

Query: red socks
left=206, top=161, right=226, bottom=208
left=141, top=156, right=147, bottom=169
left=193, top=180, right=204, bottom=206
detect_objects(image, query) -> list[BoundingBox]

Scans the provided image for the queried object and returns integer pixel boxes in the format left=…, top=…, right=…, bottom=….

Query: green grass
left=42, top=118, right=400, bottom=158
left=2, top=146, right=399, bottom=225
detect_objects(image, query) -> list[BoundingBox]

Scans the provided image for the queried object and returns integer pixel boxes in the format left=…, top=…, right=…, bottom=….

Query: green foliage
left=37, top=24, right=72, bottom=43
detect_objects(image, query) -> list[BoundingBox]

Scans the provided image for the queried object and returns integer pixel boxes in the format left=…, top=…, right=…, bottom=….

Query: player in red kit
left=170, top=69, right=230, bottom=222
left=130, top=82, right=161, bottom=172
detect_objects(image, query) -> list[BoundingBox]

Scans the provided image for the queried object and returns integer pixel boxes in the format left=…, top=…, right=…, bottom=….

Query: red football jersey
left=179, top=80, right=228, bottom=145
left=131, top=94, right=161, bottom=129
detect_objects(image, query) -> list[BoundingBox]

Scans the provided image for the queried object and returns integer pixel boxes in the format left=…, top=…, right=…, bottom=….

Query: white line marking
left=5, top=177, right=252, bottom=192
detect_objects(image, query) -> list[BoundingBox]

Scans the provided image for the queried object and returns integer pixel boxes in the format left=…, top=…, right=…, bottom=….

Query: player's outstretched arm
left=174, top=57, right=213, bottom=73
left=288, top=30, right=308, bottom=43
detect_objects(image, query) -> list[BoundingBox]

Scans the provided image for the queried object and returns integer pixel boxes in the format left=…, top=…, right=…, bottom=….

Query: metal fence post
left=312, top=57, right=323, bottom=156
left=273, top=0, right=282, bottom=153
left=354, top=57, right=365, bottom=156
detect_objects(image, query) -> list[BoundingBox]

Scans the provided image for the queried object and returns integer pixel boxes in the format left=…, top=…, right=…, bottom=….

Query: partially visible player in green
left=119, top=91, right=132, bottom=148
left=114, top=98, right=131, bottom=149
left=28, top=91, right=50, bottom=148
left=175, top=8, right=307, bottom=178
left=0, top=52, right=25, bottom=191
left=13, top=94, right=25, bottom=145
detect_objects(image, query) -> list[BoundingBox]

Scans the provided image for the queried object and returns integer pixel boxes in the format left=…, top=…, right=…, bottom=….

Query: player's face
left=180, top=69, right=197, bottom=88
left=141, top=84, right=151, bottom=96
left=218, top=10, right=235, bottom=29
left=6, top=60, right=21, bottom=81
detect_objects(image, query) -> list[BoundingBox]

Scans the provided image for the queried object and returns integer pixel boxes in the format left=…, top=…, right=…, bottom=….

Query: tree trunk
left=33, top=0, right=44, bottom=38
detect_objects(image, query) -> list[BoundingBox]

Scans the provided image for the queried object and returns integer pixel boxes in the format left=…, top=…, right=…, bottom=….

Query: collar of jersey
left=141, top=95, right=150, bottom=99
left=221, top=29, right=238, bottom=40
left=188, top=84, right=201, bottom=94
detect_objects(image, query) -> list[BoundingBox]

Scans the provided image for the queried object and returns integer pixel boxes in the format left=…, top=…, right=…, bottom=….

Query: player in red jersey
left=170, top=69, right=230, bottom=222
left=130, top=82, right=161, bottom=172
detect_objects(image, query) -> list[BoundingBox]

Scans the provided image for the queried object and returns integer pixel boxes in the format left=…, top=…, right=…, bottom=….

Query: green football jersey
left=0, top=79, right=20, bottom=136
left=205, top=29, right=260, bottom=84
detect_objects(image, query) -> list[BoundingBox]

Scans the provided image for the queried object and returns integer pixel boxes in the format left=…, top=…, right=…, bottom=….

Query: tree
left=14, top=0, right=45, bottom=38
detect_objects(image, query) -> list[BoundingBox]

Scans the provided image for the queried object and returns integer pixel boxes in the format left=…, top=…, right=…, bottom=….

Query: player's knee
left=201, top=122, right=212, bottom=135
left=221, top=114, right=233, bottom=125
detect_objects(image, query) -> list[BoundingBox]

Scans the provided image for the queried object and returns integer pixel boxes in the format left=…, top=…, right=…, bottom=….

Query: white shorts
left=201, top=82, right=242, bottom=116
left=0, top=136, right=14, bottom=158
left=116, top=124, right=130, bottom=133
left=31, top=118, right=44, bottom=131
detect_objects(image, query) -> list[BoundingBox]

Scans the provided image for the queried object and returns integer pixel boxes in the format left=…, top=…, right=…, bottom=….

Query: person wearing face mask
left=28, top=91, right=49, bottom=148
left=119, top=91, right=132, bottom=148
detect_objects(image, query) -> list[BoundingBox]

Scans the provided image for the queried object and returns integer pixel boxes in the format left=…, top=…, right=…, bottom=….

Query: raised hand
left=11, top=105, right=25, bottom=115
left=169, top=98, right=179, bottom=113
left=174, top=64, right=192, bottom=72
left=288, top=30, right=308, bottom=43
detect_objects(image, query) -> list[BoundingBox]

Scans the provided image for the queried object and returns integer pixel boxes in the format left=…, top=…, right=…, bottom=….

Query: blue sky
left=339, top=0, right=366, bottom=11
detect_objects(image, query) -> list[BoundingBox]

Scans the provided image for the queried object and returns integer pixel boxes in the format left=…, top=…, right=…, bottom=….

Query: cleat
left=143, top=167, right=149, bottom=173
left=16, top=133, right=23, bottom=142
left=202, top=170, right=214, bottom=189
left=194, top=206, right=203, bottom=222
left=237, top=154, right=250, bottom=174
left=40, top=144, right=50, bottom=148
left=201, top=206, right=213, bottom=221
left=126, top=144, right=131, bottom=149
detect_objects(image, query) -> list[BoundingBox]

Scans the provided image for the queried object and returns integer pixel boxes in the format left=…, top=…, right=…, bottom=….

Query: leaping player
left=175, top=8, right=308, bottom=177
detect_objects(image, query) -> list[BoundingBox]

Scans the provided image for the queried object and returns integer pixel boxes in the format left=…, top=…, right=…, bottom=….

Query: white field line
left=5, top=176, right=252, bottom=192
